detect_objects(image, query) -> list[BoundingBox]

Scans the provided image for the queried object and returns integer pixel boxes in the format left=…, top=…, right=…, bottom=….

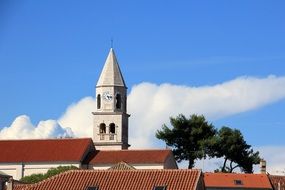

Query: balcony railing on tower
left=99, top=133, right=117, bottom=141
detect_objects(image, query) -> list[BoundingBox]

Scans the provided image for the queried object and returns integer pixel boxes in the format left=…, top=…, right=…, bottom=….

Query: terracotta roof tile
left=0, top=138, right=93, bottom=163
left=204, top=173, right=272, bottom=189
left=269, top=175, right=285, bottom=190
left=89, top=149, right=172, bottom=165
left=13, top=169, right=202, bottom=190
left=108, top=161, right=136, bottom=170
left=13, top=184, right=30, bottom=190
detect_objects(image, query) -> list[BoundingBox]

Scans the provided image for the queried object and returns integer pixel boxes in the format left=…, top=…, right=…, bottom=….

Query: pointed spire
left=97, top=48, right=126, bottom=88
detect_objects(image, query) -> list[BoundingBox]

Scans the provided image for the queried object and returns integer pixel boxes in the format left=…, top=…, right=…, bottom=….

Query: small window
left=109, top=123, right=115, bottom=134
left=86, top=186, right=99, bottom=190
left=234, top=180, right=243, bottom=185
left=97, top=94, right=101, bottom=109
left=153, top=186, right=167, bottom=190
left=99, top=123, right=106, bottom=134
left=116, top=94, right=121, bottom=109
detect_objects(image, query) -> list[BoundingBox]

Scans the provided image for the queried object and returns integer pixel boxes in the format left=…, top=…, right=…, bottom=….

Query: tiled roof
left=204, top=173, right=272, bottom=189
left=269, top=175, right=285, bottom=190
left=13, top=184, right=30, bottom=190
left=7, top=180, right=29, bottom=190
left=89, top=149, right=172, bottom=165
left=13, top=169, right=202, bottom=190
left=108, top=161, right=136, bottom=170
left=0, top=138, right=93, bottom=163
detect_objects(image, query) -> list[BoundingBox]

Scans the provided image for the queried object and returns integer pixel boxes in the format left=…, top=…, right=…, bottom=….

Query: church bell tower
left=93, top=48, right=130, bottom=150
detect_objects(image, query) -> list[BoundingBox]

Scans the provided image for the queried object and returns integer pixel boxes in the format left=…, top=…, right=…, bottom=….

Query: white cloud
left=58, top=97, right=96, bottom=137
left=1, top=75, right=285, bottom=173
left=128, top=75, right=285, bottom=148
left=0, top=97, right=96, bottom=140
left=1, top=75, right=285, bottom=143
left=0, top=115, right=73, bottom=139
left=257, top=146, right=285, bottom=175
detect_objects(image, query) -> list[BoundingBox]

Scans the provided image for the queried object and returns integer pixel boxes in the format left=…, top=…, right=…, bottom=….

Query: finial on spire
left=110, top=37, right=114, bottom=48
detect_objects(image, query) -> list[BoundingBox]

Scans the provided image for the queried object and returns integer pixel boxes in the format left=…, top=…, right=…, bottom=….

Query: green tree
left=209, top=126, right=260, bottom=173
left=156, top=114, right=216, bottom=169
left=20, top=173, right=45, bottom=184
left=20, top=165, right=78, bottom=183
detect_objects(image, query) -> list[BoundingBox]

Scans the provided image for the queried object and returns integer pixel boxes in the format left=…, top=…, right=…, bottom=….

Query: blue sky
left=1, top=1, right=285, bottom=172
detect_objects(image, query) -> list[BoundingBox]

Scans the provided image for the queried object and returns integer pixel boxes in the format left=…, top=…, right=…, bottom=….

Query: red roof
left=89, top=149, right=172, bottom=165
left=269, top=175, right=285, bottom=190
left=204, top=173, right=272, bottom=189
left=0, top=138, right=93, bottom=163
left=13, top=169, right=202, bottom=190
left=13, top=184, right=29, bottom=190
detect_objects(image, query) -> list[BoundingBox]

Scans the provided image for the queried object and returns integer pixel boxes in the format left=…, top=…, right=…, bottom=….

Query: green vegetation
left=208, top=126, right=260, bottom=173
left=156, top=114, right=216, bottom=169
left=20, top=165, right=78, bottom=183
left=156, top=114, right=260, bottom=173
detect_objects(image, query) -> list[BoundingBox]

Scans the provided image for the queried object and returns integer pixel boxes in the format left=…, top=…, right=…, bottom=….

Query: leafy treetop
left=20, top=165, right=78, bottom=183
left=156, top=114, right=216, bottom=169
left=156, top=114, right=260, bottom=173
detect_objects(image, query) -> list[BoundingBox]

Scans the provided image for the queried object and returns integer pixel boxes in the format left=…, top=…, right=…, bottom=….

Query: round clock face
left=103, top=91, right=113, bottom=101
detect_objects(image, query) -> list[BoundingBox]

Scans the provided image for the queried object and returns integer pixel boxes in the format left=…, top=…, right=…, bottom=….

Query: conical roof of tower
left=97, top=48, right=126, bottom=87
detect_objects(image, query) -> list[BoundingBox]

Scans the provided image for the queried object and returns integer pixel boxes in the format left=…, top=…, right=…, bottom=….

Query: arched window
left=116, top=94, right=121, bottom=109
left=99, top=123, right=106, bottom=134
left=97, top=94, right=101, bottom=109
left=109, top=123, right=115, bottom=134
left=109, top=123, right=115, bottom=140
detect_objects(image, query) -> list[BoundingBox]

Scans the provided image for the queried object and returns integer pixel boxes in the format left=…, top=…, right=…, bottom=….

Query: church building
left=0, top=48, right=177, bottom=180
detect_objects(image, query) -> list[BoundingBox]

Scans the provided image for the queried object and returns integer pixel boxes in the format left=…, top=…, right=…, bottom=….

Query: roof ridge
left=98, top=149, right=171, bottom=152
left=0, top=137, right=92, bottom=142
left=84, top=169, right=201, bottom=173
left=205, top=172, right=268, bottom=176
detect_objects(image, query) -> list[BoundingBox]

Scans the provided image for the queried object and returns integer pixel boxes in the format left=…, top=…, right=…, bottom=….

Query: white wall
left=0, top=162, right=81, bottom=180
left=0, top=164, right=21, bottom=180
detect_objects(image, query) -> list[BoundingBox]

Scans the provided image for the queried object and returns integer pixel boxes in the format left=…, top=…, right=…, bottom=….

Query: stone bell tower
left=93, top=48, right=130, bottom=150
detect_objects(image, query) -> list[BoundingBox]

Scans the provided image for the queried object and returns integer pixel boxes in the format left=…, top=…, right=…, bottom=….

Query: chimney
left=6, top=177, right=13, bottom=190
left=0, top=175, right=12, bottom=190
left=260, top=159, right=266, bottom=174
